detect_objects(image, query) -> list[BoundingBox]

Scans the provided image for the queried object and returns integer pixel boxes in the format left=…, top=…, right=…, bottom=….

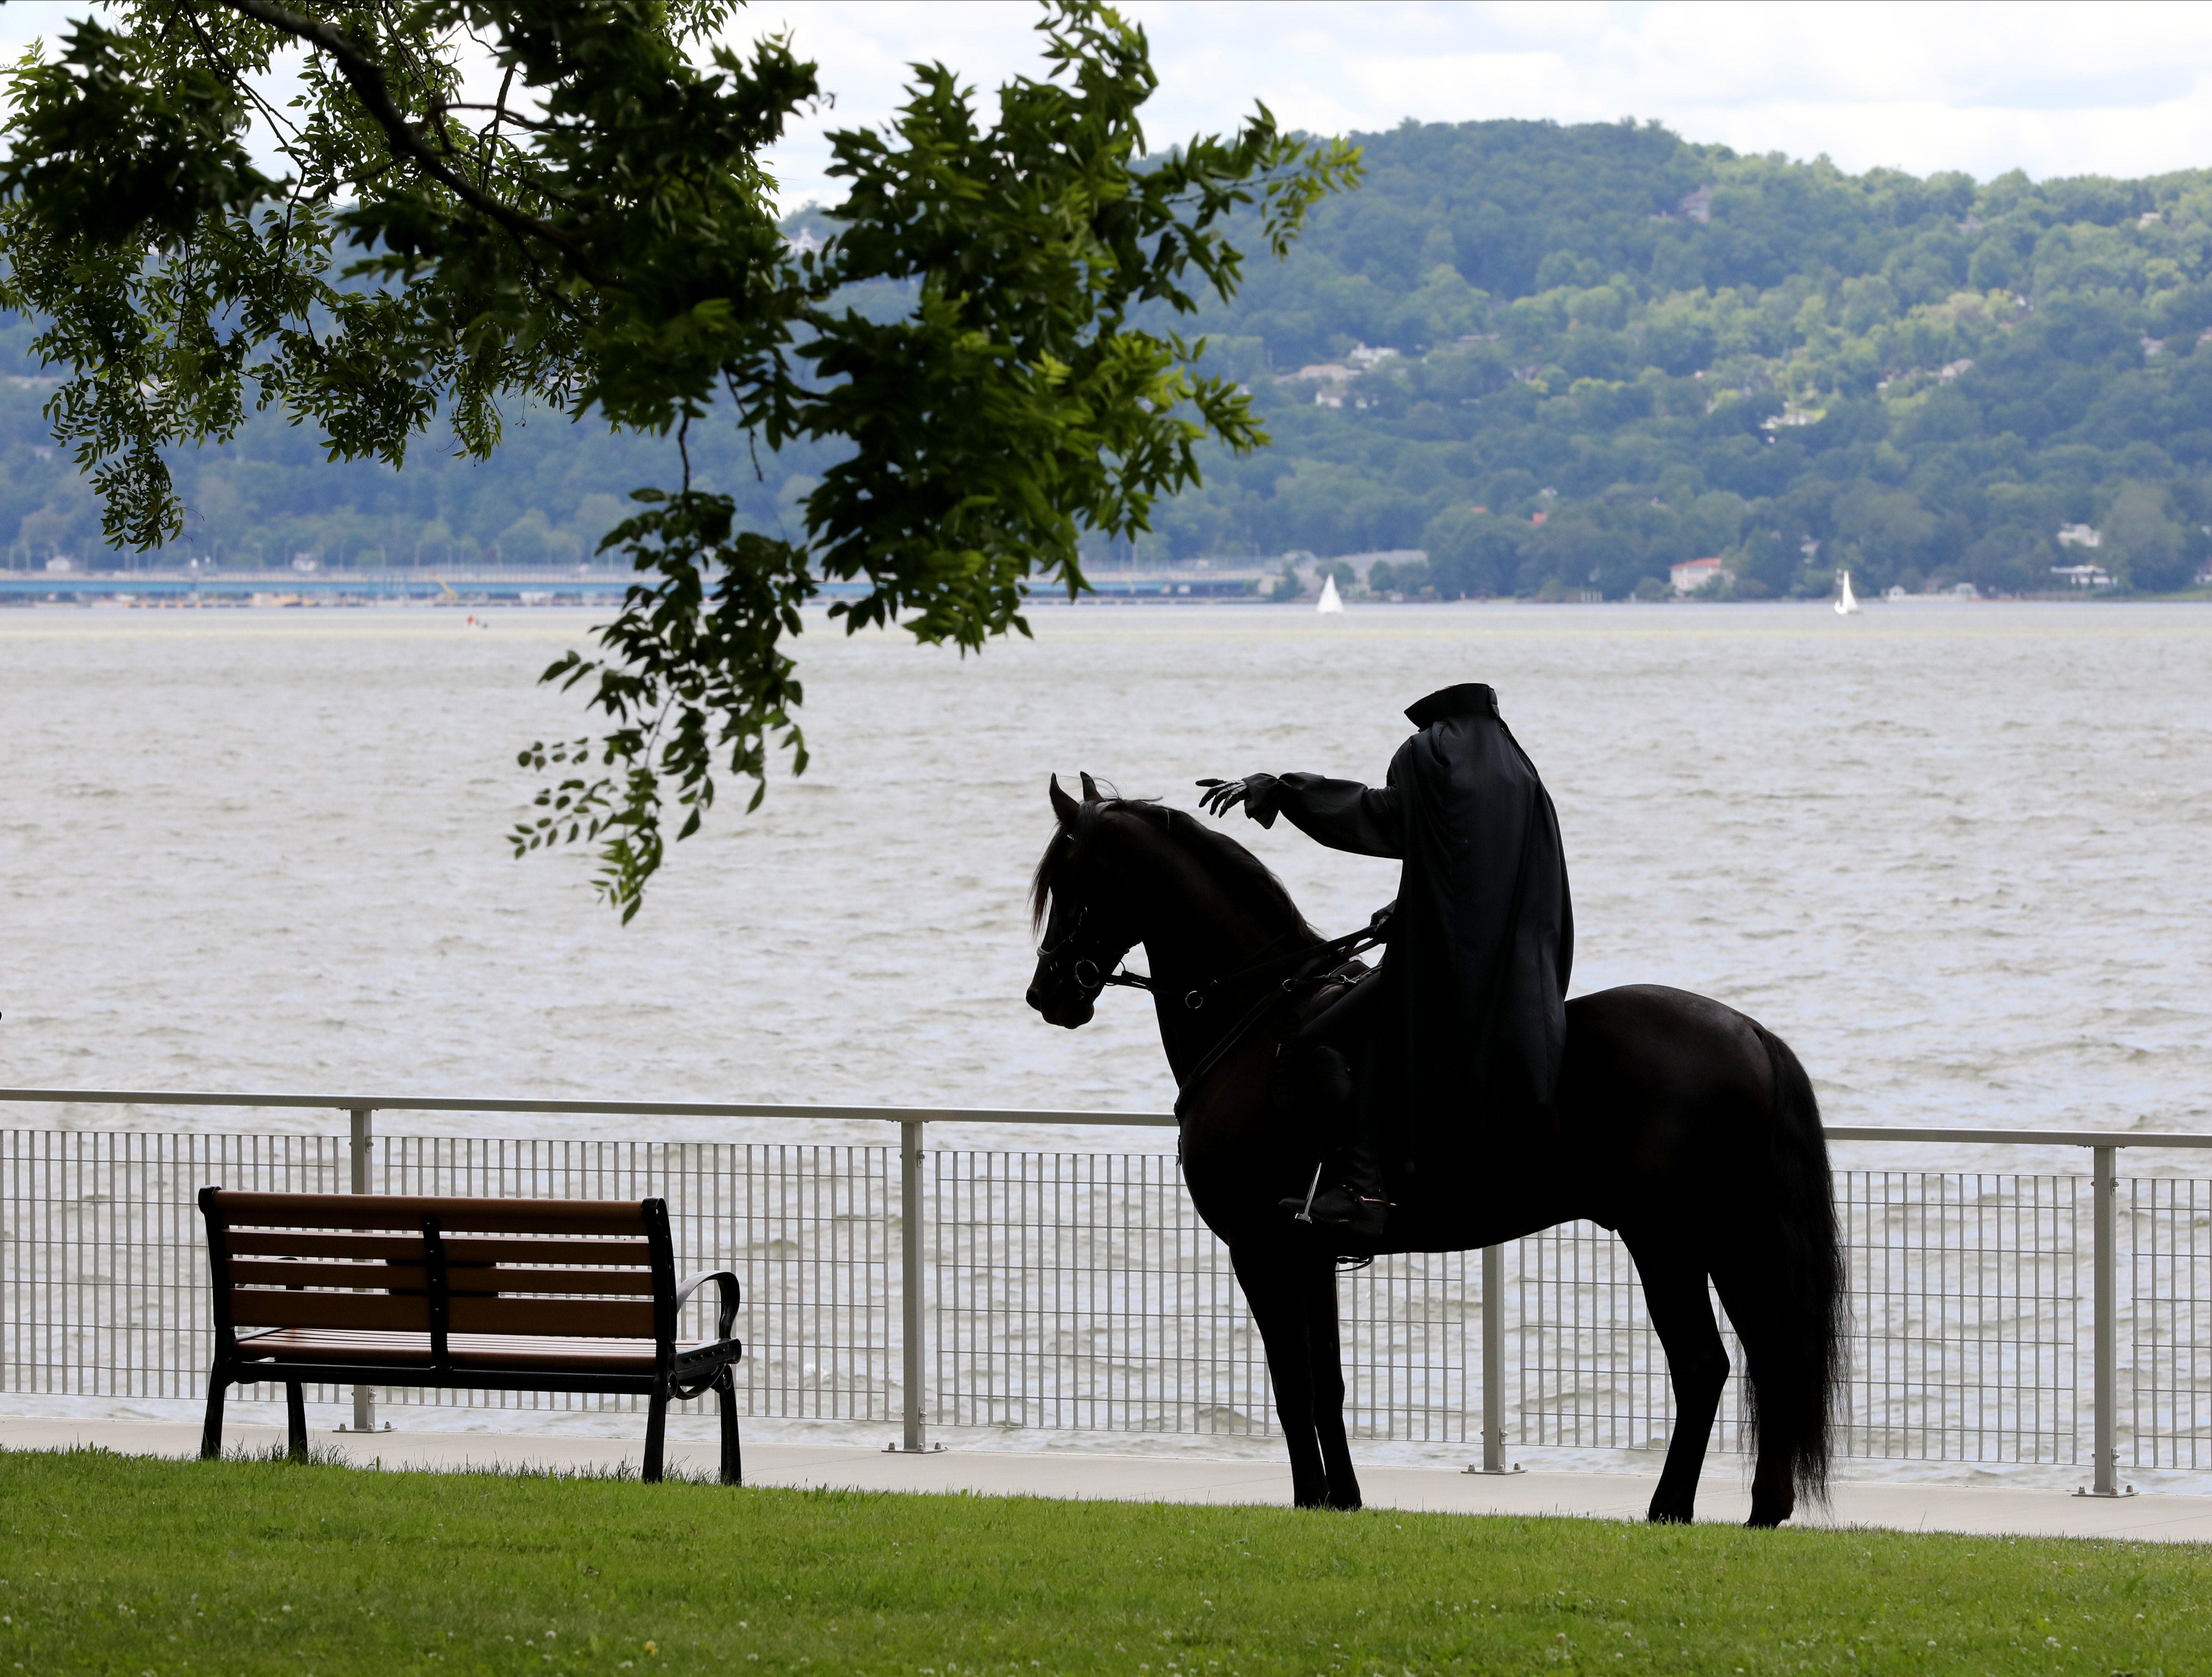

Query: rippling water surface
left=8, top=599, right=2211, bottom=1470
left=4, top=600, right=2209, bottom=1168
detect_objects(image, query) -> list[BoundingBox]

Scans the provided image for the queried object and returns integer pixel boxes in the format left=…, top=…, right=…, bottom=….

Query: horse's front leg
left=1231, top=1239, right=1331, bottom=1508
left=1301, top=1256, right=1364, bottom=1511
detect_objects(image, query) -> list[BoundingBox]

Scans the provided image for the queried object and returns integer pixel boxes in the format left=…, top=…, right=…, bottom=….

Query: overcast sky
left=730, top=0, right=2212, bottom=209
left=5, top=2, right=2211, bottom=209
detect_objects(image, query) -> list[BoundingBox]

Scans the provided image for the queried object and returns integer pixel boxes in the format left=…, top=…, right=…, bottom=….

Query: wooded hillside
left=11, top=117, right=2212, bottom=597
left=1148, top=119, right=2212, bottom=597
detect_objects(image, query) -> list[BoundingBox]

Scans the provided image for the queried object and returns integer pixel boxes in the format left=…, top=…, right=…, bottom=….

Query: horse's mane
left=1030, top=797, right=1318, bottom=942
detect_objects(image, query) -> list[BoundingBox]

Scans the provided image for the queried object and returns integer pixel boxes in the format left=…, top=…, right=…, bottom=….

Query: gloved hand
left=1197, top=774, right=1280, bottom=822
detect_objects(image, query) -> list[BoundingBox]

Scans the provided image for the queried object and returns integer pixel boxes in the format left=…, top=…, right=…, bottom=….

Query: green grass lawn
left=2, top=1448, right=2207, bottom=1675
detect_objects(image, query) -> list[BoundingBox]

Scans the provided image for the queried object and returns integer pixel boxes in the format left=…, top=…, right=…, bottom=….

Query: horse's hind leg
left=1300, top=1259, right=1363, bottom=1511
left=1231, top=1240, right=1330, bottom=1509
left=1710, top=1267, right=1798, bottom=1529
left=1625, top=1233, right=1728, bottom=1525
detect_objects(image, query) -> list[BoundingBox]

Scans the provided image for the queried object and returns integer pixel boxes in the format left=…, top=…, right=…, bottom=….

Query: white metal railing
left=3, top=1088, right=2208, bottom=1495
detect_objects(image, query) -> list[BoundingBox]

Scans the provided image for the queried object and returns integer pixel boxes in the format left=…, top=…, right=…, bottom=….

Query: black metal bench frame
left=197, top=1187, right=744, bottom=1483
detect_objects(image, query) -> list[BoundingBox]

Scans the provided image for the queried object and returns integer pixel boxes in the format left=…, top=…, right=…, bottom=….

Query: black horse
left=1025, top=775, right=1842, bottom=1527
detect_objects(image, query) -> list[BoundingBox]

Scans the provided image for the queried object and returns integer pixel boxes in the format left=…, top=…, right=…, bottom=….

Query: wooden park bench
left=196, top=1188, right=744, bottom=1483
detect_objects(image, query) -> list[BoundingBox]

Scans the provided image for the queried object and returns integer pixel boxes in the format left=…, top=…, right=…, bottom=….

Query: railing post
left=2090, top=1142, right=2119, bottom=1496
left=899, top=1118, right=927, bottom=1453
left=349, top=1107, right=375, bottom=1436
left=1475, top=1243, right=1509, bottom=1474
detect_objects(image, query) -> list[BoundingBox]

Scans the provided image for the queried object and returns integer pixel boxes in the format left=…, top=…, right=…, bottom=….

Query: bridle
left=1033, top=905, right=1149, bottom=1004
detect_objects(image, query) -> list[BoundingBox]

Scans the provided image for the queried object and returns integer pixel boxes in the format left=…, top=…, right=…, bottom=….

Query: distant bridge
left=0, top=565, right=1269, bottom=605
left=0, top=569, right=828, bottom=604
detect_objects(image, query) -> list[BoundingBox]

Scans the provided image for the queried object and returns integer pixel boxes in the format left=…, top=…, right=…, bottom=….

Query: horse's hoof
left=1646, top=1509, right=1693, bottom=1525
left=1328, top=1494, right=1364, bottom=1512
left=1745, top=1510, right=1792, bottom=1529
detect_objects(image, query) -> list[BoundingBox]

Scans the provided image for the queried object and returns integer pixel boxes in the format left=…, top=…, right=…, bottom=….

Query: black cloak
left=1244, top=682, right=1573, bottom=1179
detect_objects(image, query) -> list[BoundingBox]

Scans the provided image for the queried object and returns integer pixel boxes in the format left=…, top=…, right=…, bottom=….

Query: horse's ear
left=1079, top=771, right=1102, bottom=803
left=1049, top=774, right=1079, bottom=824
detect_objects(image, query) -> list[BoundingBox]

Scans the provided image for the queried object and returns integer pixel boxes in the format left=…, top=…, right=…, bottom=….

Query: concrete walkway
left=7, top=1418, right=2209, bottom=1544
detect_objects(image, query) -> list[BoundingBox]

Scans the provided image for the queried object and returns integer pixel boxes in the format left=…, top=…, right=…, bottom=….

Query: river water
left=4, top=599, right=2207, bottom=1164
left=7, top=598, right=2211, bottom=1475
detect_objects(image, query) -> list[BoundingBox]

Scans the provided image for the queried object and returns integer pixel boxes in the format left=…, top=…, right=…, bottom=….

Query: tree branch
left=216, top=0, right=623, bottom=290
left=483, top=61, right=518, bottom=161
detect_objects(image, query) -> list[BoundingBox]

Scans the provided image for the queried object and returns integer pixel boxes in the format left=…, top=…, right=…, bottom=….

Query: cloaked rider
left=1198, top=683, right=1573, bottom=1238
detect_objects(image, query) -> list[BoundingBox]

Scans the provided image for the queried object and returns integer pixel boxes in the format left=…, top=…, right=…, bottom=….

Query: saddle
left=1266, top=959, right=1377, bottom=1139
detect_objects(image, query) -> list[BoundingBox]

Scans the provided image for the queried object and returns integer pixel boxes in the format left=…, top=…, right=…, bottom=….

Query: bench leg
left=200, top=1368, right=228, bottom=1461
left=643, top=1388, right=667, bottom=1484
left=285, top=1382, right=308, bottom=1464
left=718, top=1367, right=743, bottom=1487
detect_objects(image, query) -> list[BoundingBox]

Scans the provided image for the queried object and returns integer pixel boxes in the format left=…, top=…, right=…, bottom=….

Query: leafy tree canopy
left=0, top=0, right=1356, bottom=915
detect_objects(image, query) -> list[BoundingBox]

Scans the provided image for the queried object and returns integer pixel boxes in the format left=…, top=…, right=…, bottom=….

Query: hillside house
left=1670, top=556, right=1731, bottom=593
left=1291, top=361, right=1353, bottom=408
left=2051, top=564, right=2115, bottom=588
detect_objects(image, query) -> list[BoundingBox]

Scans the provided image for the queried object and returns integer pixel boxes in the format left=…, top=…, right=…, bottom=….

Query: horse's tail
left=1745, top=1022, right=1845, bottom=1504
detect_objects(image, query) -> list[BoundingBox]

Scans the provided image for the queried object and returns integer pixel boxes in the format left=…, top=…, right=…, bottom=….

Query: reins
left=1041, top=915, right=1316, bottom=1011
left=1158, top=905, right=1394, bottom=1119
left=1039, top=904, right=1393, bottom=1117
left=1098, top=926, right=1297, bottom=1011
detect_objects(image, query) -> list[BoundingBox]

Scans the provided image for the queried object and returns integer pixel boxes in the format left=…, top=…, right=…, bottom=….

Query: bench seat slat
left=209, top=1191, right=650, bottom=1235
left=227, top=1231, right=654, bottom=1265
left=233, top=1328, right=738, bottom=1372
left=226, top=1260, right=656, bottom=1296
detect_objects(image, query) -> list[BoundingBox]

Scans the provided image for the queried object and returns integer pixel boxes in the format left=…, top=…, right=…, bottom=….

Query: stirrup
left=1278, top=1182, right=1392, bottom=1238
left=1285, top=1161, right=1324, bottom=1224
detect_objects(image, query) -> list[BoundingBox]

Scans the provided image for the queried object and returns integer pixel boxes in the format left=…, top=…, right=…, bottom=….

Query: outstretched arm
left=1197, top=773, right=1403, bottom=858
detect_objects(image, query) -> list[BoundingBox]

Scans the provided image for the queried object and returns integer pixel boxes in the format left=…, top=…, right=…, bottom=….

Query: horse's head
left=1025, top=773, right=1144, bottom=1029
left=1026, top=773, right=1318, bottom=1031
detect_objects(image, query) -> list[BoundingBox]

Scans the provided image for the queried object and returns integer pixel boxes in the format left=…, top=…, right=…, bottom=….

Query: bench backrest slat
left=225, top=1231, right=656, bottom=1266
left=232, top=1291, right=430, bottom=1333
left=449, top=1296, right=654, bottom=1336
left=223, top=1259, right=657, bottom=1297
left=200, top=1189, right=679, bottom=1355
left=210, top=1192, right=651, bottom=1236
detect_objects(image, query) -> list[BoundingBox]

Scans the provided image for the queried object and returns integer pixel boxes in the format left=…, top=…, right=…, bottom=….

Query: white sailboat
left=1834, top=569, right=1860, bottom=615
left=1316, top=573, right=1345, bottom=614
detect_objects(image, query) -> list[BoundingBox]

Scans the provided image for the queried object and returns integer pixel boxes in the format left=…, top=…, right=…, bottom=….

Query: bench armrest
left=675, top=1269, right=742, bottom=1341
